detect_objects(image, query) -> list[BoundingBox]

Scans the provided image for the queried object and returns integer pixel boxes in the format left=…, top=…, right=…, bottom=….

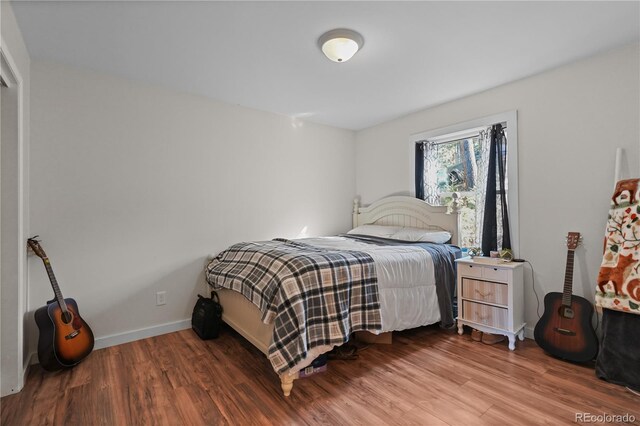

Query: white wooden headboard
left=352, top=196, right=460, bottom=246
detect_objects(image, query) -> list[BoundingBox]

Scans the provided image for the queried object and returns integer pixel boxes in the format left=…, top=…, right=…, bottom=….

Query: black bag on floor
left=192, top=291, right=223, bottom=340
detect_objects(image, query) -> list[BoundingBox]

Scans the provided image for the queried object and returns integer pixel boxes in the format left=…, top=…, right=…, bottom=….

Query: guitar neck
left=42, top=258, right=68, bottom=313
left=562, top=250, right=575, bottom=306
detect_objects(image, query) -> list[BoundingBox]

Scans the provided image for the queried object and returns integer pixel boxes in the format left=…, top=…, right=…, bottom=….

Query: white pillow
left=347, top=225, right=452, bottom=244
left=347, top=225, right=403, bottom=238
left=391, top=227, right=452, bottom=244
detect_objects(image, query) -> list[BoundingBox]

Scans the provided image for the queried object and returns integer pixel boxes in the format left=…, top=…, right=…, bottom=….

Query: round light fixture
left=318, top=29, right=364, bottom=63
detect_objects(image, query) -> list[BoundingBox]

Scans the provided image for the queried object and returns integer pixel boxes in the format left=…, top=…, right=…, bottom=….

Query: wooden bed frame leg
left=280, top=373, right=297, bottom=397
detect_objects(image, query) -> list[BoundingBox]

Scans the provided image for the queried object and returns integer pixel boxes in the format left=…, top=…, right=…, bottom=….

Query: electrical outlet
left=156, top=291, right=166, bottom=306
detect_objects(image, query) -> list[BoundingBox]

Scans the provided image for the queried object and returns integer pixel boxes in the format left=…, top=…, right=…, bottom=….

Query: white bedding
left=298, top=236, right=441, bottom=332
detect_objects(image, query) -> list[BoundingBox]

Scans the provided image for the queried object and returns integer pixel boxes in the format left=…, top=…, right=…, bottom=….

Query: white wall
left=1, top=0, right=31, bottom=395
left=355, top=43, right=640, bottom=336
left=28, top=61, right=355, bottom=351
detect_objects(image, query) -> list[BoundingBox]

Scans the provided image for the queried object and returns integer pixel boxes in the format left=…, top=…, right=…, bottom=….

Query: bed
left=205, top=195, right=460, bottom=396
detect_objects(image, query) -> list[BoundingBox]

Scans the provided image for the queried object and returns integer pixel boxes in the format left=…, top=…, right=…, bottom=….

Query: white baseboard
left=94, top=318, right=192, bottom=350
left=525, top=325, right=534, bottom=339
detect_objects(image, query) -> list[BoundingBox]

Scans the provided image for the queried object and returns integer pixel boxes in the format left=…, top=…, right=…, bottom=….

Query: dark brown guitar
left=28, top=237, right=94, bottom=371
left=533, top=232, right=598, bottom=363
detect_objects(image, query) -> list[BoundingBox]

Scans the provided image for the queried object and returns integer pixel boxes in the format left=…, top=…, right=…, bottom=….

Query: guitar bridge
left=65, top=330, right=80, bottom=340
left=553, top=327, right=576, bottom=336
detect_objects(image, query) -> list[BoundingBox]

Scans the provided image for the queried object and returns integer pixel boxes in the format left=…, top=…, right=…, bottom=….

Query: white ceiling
left=12, top=1, right=640, bottom=130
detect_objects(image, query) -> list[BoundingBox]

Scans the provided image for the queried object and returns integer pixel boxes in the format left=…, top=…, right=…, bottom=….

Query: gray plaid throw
left=205, top=238, right=381, bottom=374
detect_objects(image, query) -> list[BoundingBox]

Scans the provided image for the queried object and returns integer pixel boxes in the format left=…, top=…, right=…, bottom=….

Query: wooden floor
left=2, top=325, right=638, bottom=426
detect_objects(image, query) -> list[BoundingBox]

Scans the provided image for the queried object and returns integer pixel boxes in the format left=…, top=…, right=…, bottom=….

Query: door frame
left=1, top=36, right=28, bottom=396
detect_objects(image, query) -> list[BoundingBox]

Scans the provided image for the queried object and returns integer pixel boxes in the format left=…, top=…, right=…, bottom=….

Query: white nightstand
left=456, top=257, right=525, bottom=350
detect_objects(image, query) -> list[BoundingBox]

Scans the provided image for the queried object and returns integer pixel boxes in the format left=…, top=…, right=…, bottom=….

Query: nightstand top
left=456, top=256, right=524, bottom=269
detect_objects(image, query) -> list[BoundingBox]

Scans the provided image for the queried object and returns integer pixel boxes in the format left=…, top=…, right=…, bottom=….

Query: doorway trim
left=1, top=35, right=28, bottom=396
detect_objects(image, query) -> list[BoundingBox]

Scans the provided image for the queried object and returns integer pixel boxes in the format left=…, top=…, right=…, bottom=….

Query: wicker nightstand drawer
left=462, top=278, right=509, bottom=307
left=458, top=262, right=483, bottom=278
left=462, top=300, right=508, bottom=329
left=461, top=278, right=508, bottom=306
left=482, top=267, right=509, bottom=282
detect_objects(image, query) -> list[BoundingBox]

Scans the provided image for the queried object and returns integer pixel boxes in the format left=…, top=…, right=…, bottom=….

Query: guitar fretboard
left=44, top=258, right=68, bottom=313
left=562, top=250, right=575, bottom=307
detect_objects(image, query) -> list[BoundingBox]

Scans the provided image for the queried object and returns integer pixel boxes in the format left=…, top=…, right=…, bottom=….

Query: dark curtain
left=415, top=142, right=425, bottom=200
left=481, top=124, right=511, bottom=254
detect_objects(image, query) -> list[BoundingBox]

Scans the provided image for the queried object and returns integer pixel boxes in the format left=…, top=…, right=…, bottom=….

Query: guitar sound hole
left=61, top=311, right=72, bottom=324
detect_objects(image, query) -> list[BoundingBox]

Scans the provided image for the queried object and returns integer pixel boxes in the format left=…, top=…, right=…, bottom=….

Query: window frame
left=410, top=111, right=519, bottom=257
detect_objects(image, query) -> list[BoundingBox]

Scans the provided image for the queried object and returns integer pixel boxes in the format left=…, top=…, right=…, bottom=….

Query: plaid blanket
left=205, top=238, right=381, bottom=374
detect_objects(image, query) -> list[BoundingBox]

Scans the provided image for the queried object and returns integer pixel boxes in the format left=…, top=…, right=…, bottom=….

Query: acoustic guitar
left=27, top=237, right=94, bottom=371
left=533, top=232, right=598, bottom=363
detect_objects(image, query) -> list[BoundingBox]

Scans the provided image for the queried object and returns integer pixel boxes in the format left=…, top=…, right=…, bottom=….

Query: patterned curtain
left=460, top=139, right=476, bottom=191
left=474, top=128, right=491, bottom=246
left=424, top=141, right=441, bottom=205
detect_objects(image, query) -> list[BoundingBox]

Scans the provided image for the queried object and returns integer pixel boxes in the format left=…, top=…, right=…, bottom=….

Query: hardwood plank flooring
left=2, top=325, right=638, bottom=425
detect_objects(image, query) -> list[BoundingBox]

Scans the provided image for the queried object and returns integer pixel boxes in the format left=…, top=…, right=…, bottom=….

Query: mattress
left=297, top=236, right=444, bottom=332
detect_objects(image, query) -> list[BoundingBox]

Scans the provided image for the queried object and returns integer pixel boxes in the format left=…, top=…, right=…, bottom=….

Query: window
left=412, top=112, right=519, bottom=255
left=420, top=133, right=485, bottom=248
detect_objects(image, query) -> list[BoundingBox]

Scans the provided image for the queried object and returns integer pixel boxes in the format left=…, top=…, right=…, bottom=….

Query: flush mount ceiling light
left=318, top=28, right=364, bottom=63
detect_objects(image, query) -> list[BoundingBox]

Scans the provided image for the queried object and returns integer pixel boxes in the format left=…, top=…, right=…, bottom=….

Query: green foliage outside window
left=433, top=137, right=481, bottom=248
